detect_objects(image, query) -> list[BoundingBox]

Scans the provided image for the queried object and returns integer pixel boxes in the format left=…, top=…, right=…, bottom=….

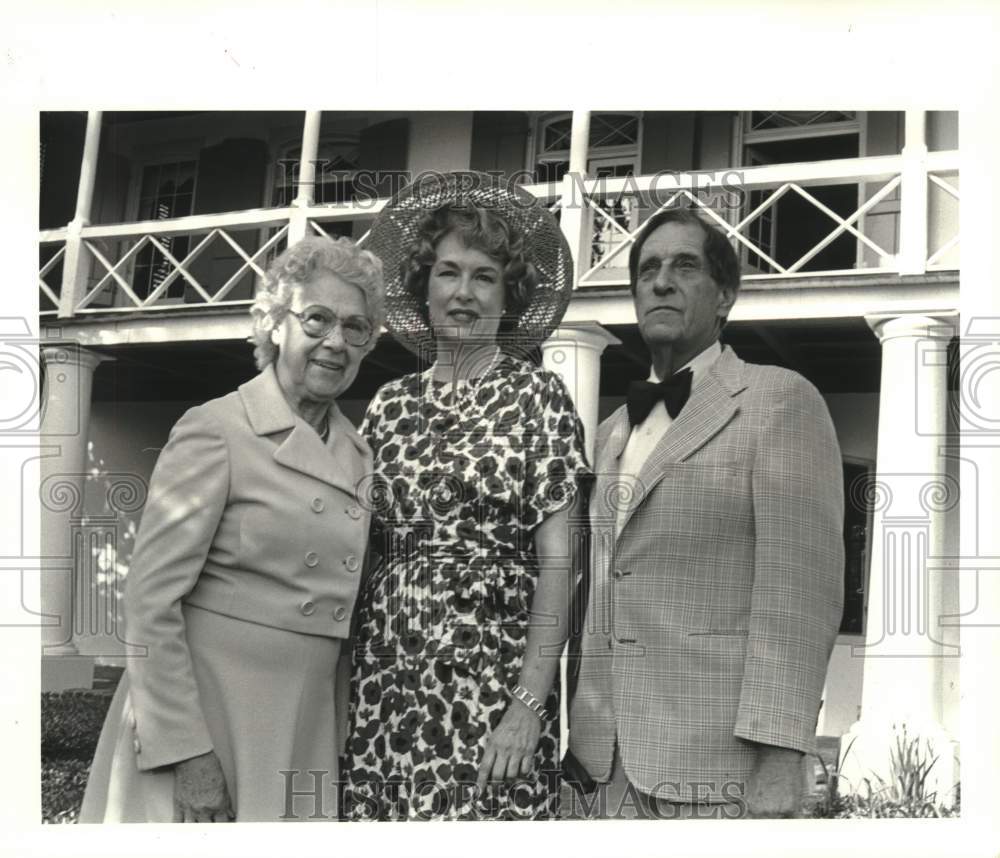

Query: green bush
left=41, top=690, right=112, bottom=758
left=42, top=690, right=113, bottom=823
left=42, top=757, right=91, bottom=824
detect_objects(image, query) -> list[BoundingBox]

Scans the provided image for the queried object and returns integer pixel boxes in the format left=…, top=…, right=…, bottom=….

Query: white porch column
left=559, top=111, right=593, bottom=285
left=58, top=110, right=102, bottom=318
left=40, top=344, right=107, bottom=691
left=288, top=110, right=322, bottom=244
left=540, top=323, right=618, bottom=750
left=838, top=312, right=959, bottom=804
left=897, top=110, right=929, bottom=275
left=541, top=323, right=620, bottom=463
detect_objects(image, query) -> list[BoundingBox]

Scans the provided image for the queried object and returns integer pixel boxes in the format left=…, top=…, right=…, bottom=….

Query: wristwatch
left=511, top=684, right=550, bottom=720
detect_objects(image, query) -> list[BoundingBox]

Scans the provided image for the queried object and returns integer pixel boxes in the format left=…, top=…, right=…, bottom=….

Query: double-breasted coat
left=81, top=365, right=371, bottom=821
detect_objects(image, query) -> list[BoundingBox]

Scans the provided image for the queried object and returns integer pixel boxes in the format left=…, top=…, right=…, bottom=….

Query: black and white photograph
left=4, top=3, right=1000, bottom=857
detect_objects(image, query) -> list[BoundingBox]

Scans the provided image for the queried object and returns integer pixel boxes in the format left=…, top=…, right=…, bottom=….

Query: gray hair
left=249, top=235, right=385, bottom=369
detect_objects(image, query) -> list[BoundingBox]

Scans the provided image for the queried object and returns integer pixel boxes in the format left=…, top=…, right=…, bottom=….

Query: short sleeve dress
left=343, top=354, right=590, bottom=821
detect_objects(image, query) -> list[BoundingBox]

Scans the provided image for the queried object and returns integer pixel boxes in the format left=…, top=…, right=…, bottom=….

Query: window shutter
left=193, top=138, right=268, bottom=214
left=359, top=118, right=410, bottom=198
left=469, top=112, right=529, bottom=177
left=189, top=138, right=269, bottom=301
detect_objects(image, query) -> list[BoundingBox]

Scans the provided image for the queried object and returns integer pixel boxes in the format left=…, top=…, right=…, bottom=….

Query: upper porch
left=38, top=109, right=959, bottom=345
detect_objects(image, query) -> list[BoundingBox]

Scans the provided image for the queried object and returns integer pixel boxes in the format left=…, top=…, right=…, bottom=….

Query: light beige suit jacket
left=123, top=365, right=372, bottom=771
left=568, top=346, right=844, bottom=802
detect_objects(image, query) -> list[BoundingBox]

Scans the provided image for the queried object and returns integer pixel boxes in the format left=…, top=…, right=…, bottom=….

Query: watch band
left=511, top=684, right=550, bottom=720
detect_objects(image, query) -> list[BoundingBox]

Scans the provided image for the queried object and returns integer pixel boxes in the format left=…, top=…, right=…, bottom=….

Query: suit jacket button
left=344, top=555, right=360, bottom=572
left=300, top=600, right=316, bottom=616
left=311, top=497, right=325, bottom=513
left=133, top=737, right=141, bottom=754
left=346, top=505, right=362, bottom=520
left=304, top=551, right=319, bottom=567
left=613, top=569, right=624, bottom=580
left=333, top=606, right=347, bottom=621
left=127, top=710, right=137, bottom=730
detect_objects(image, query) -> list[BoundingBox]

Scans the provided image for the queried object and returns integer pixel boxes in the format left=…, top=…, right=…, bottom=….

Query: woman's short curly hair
left=249, top=235, right=385, bottom=370
left=400, top=204, right=539, bottom=335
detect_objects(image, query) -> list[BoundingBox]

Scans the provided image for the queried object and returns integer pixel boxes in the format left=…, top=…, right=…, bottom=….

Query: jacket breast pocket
left=655, top=462, right=752, bottom=537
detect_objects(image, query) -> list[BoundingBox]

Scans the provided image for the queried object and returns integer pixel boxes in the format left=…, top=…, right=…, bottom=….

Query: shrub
left=41, top=689, right=113, bottom=823
left=41, top=690, right=112, bottom=758
left=42, top=757, right=91, bottom=824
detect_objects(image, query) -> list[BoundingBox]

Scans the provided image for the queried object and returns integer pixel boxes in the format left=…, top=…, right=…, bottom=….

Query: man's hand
left=475, top=701, right=542, bottom=795
left=743, top=744, right=804, bottom=819
left=173, top=751, right=234, bottom=822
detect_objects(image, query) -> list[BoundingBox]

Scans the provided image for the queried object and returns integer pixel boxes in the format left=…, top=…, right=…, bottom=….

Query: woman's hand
left=173, top=751, right=234, bottom=822
left=475, top=700, right=542, bottom=794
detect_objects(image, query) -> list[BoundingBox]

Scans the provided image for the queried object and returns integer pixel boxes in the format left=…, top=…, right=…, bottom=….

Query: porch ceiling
left=90, top=318, right=906, bottom=405
left=602, top=317, right=886, bottom=397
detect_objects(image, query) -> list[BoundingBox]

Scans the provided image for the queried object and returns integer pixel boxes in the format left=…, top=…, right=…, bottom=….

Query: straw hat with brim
left=365, top=170, right=574, bottom=358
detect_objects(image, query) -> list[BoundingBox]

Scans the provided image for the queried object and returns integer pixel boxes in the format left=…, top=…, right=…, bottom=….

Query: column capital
left=542, top=323, right=621, bottom=356
left=41, top=343, right=111, bottom=373
left=865, top=311, right=958, bottom=344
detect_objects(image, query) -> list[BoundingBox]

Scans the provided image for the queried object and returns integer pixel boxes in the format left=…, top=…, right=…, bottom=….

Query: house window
left=133, top=160, right=197, bottom=300
left=273, top=137, right=361, bottom=210
left=841, top=458, right=874, bottom=636
left=533, top=112, right=641, bottom=183
left=534, top=113, right=642, bottom=271
left=748, top=111, right=857, bottom=134
left=739, top=111, right=863, bottom=274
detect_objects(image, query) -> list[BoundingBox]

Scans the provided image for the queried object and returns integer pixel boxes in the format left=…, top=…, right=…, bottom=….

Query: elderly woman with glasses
left=80, top=236, right=384, bottom=823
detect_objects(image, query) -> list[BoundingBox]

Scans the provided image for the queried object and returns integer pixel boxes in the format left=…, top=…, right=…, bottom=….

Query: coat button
left=346, top=505, right=362, bottom=520
left=311, top=497, right=325, bottom=513
left=613, top=569, right=624, bottom=580
left=133, top=737, right=142, bottom=754
left=127, top=710, right=137, bottom=730
left=333, top=606, right=347, bottom=621
left=300, top=600, right=316, bottom=616
left=344, top=555, right=360, bottom=572
left=304, top=551, right=319, bottom=567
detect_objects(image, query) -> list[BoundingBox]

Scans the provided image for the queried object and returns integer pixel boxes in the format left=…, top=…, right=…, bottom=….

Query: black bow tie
left=626, top=368, right=693, bottom=426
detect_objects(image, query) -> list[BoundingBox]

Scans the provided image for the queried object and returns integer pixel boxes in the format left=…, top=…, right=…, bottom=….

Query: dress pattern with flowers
left=343, top=355, right=590, bottom=820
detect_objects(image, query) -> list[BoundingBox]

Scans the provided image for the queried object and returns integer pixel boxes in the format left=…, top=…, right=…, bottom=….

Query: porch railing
left=40, top=151, right=959, bottom=320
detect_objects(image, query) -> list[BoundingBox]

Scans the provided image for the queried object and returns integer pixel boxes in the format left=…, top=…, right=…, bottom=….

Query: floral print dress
left=343, top=355, right=590, bottom=820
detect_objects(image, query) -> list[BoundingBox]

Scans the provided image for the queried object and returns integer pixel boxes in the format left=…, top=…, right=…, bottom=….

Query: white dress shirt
left=615, top=340, right=722, bottom=534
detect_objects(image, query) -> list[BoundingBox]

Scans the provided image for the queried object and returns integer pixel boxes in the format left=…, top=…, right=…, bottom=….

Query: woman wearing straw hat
left=343, top=172, right=590, bottom=820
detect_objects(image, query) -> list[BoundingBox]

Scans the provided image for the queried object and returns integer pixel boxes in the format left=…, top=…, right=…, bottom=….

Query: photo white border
left=3, top=1, right=999, bottom=855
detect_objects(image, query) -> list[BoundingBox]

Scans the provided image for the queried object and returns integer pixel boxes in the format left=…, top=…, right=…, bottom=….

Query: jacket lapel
left=617, top=346, right=747, bottom=538
left=238, top=366, right=368, bottom=497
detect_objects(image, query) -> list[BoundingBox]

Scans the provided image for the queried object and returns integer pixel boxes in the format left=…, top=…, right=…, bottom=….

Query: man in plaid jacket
left=566, top=208, right=844, bottom=819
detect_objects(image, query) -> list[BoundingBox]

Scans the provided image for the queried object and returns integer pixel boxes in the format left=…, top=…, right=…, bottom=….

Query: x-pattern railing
left=75, top=225, right=290, bottom=312
left=39, top=153, right=958, bottom=317
left=584, top=179, right=899, bottom=282
left=39, top=245, right=64, bottom=310
left=927, top=171, right=960, bottom=269
left=582, top=155, right=958, bottom=284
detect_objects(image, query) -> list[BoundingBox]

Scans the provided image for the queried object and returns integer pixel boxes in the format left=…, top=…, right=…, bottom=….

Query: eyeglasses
left=288, top=305, right=374, bottom=347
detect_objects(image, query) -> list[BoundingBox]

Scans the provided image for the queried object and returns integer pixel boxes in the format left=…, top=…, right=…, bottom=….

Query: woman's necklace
left=424, top=347, right=502, bottom=413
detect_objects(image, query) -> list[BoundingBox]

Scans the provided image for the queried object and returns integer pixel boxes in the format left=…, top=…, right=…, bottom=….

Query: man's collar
left=648, top=340, right=722, bottom=384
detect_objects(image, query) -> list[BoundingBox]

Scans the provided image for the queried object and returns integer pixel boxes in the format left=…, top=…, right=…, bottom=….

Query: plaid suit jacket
left=568, top=346, right=844, bottom=802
